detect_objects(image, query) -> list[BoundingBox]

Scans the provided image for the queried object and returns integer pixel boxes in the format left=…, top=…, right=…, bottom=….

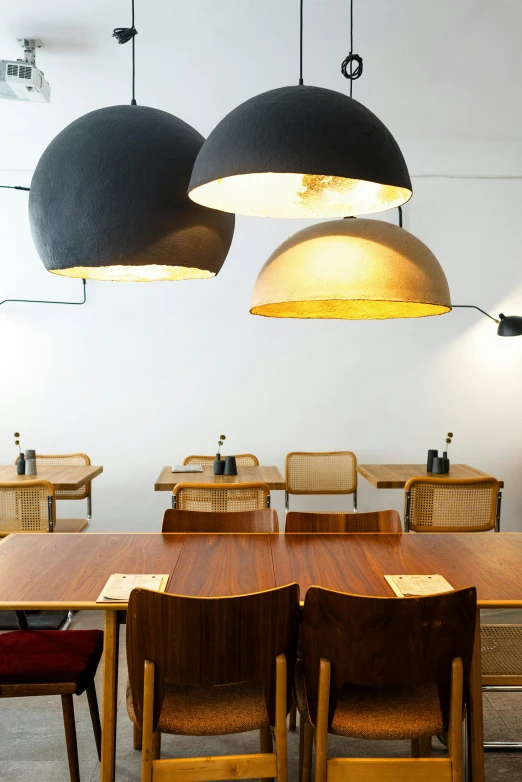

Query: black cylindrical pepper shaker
left=17, top=453, right=26, bottom=475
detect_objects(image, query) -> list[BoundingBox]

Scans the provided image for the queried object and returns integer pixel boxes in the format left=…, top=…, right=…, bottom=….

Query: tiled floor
left=0, top=609, right=520, bottom=781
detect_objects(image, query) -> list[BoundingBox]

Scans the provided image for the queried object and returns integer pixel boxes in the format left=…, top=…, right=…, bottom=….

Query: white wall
left=0, top=1, right=521, bottom=530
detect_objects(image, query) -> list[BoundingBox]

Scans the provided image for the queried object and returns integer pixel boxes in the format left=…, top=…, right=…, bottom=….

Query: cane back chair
left=285, top=509, right=402, bottom=533
left=480, top=624, right=522, bottom=749
left=297, top=586, right=477, bottom=782
left=0, top=480, right=56, bottom=536
left=285, top=452, right=358, bottom=512
left=15, top=452, right=93, bottom=527
left=126, top=584, right=300, bottom=782
left=184, top=454, right=260, bottom=467
left=0, top=625, right=103, bottom=782
left=404, top=476, right=501, bottom=532
left=172, top=482, right=271, bottom=511
left=162, top=508, right=279, bottom=532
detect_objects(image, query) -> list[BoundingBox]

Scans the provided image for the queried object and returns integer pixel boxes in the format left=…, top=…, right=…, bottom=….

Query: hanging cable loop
left=341, top=53, right=363, bottom=81
left=113, top=0, right=138, bottom=104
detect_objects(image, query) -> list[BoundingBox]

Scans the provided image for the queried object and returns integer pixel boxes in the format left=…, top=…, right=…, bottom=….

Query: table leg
left=101, top=610, right=120, bottom=782
left=468, top=609, right=485, bottom=782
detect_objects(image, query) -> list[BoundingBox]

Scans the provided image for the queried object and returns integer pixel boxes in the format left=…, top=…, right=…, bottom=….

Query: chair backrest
left=285, top=451, right=357, bottom=495
left=285, top=510, right=402, bottom=533
left=162, top=508, right=279, bottom=532
left=173, top=482, right=270, bottom=512
left=302, top=585, right=476, bottom=730
left=127, top=584, right=300, bottom=730
left=14, top=453, right=91, bottom=501
left=0, top=480, right=55, bottom=534
left=405, top=476, right=500, bottom=532
left=184, top=454, right=260, bottom=467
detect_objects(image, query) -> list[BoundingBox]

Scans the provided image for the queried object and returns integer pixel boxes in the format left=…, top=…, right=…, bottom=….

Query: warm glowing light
left=50, top=265, right=216, bottom=282
left=250, top=219, right=451, bottom=320
left=189, top=173, right=412, bottom=219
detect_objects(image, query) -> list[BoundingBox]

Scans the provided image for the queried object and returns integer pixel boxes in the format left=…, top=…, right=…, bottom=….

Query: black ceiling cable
left=113, top=0, right=138, bottom=105
left=341, top=0, right=363, bottom=97
left=298, top=0, right=304, bottom=85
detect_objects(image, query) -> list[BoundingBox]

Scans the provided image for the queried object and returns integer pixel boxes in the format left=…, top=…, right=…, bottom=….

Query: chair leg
left=141, top=660, right=155, bottom=782
left=86, top=681, right=102, bottom=761
left=61, top=694, right=80, bottom=782
left=274, top=655, right=289, bottom=782
left=152, top=730, right=162, bottom=760
left=411, top=736, right=432, bottom=757
left=314, top=659, right=330, bottom=782
left=15, top=611, right=29, bottom=630
left=289, top=691, right=297, bottom=730
left=300, top=719, right=313, bottom=782
left=449, top=658, right=465, bottom=782
left=133, top=723, right=143, bottom=750
left=260, top=725, right=274, bottom=782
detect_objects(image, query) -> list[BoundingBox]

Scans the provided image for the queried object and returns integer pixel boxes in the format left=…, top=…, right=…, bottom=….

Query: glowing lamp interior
left=50, top=265, right=216, bottom=282
left=250, top=300, right=451, bottom=320
left=189, top=172, right=412, bottom=219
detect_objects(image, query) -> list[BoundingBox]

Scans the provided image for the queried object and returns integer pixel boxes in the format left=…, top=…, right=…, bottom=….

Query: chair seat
left=0, top=630, right=103, bottom=695
left=481, top=624, right=522, bottom=676
left=295, top=662, right=444, bottom=740
left=127, top=679, right=269, bottom=735
left=54, top=518, right=89, bottom=533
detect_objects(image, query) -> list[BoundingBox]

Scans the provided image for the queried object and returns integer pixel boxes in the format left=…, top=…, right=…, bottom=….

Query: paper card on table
left=384, top=574, right=454, bottom=597
left=96, top=574, right=169, bottom=603
left=172, top=465, right=203, bottom=473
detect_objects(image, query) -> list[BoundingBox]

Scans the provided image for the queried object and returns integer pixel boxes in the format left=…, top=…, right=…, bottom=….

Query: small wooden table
left=0, top=464, right=103, bottom=490
left=1, top=530, right=517, bottom=782
left=154, top=465, right=285, bottom=491
left=357, top=463, right=504, bottom=490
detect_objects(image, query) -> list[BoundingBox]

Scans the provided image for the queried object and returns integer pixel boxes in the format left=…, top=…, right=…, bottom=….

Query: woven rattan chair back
left=172, top=482, right=271, bottom=511
left=285, top=451, right=358, bottom=511
left=183, top=454, right=260, bottom=467
left=302, top=585, right=476, bottom=730
left=404, top=476, right=500, bottom=532
left=0, top=480, right=55, bottom=534
left=162, top=508, right=279, bottom=532
left=14, top=453, right=91, bottom=501
left=285, top=510, right=402, bottom=533
left=127, top=584, right=300, bottom=730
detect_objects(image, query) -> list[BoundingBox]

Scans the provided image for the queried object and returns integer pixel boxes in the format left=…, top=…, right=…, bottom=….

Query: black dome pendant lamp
left=29, top=0, right=234, bottom=282
left=188, top=0, right=411, bottom=219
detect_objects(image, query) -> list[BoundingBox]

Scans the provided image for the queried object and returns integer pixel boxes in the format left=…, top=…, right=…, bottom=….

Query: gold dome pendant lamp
left=250, top=212, right=451, bottom=320
left=188, top=0, right=411, bottom=219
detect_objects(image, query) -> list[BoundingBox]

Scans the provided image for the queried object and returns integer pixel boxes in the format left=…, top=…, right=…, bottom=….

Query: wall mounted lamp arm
left=451, top=304, right=499, bottom=324
left=0, top=278, right=87, bottom=308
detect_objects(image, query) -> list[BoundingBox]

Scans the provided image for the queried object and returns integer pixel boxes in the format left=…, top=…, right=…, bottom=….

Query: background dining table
left=0, top=464, right=103, bottom=490
left=1, top=530, right=520, bottom=782
left=154, top=464, right=285, bottom=491
left=357, top=463, right=504, bottom=489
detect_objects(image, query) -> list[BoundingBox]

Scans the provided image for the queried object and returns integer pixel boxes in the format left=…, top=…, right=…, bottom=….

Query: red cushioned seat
left=0, top=630, right=103, bottom=695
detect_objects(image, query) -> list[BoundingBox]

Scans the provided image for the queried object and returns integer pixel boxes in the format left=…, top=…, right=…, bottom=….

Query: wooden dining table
left=1, top=531, right=521, bottom=782
left=0, top=464, right=103, bottom=490
left=154, top=464, right=285, bottom=491
left=357, top=463, right=504, bottom=489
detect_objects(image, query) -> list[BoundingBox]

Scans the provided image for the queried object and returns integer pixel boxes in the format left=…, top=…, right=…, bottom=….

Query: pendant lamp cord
left=113, top=0, right=138, bottom=105
left=299, top=0, right=304, bottom=85
left=341, top=0, right=363, bottom=97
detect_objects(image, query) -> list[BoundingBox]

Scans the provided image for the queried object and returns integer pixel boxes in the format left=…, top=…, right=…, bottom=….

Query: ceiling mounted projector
left=0, top=39, right=50, bottom=103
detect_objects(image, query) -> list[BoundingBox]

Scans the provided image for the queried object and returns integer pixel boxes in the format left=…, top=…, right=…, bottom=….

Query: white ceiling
left=0, top=0, right=521, bottom=174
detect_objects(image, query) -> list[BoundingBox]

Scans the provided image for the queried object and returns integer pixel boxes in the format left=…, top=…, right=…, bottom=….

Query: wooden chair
left=404, top=476, right=501, bottom=532
left=285, top=510, right=402, bottom=533
left=126, top=584, right=300, bottom=782
left=172, top=482, right=271, bottom=510
left=481, top=624, right=522, bottom=749
left=14, top=452, right=92, bottom=531
left=184, top=454, right=260, bottom=467
left=0, top=479, right=57, bottom=536
left=162, top=508, right=279, bottom=532
left=285, top=452, right=358, bottom=512
left=0, top=624, right=103, bottom=782
left=298, top=585, right=477, bottom=782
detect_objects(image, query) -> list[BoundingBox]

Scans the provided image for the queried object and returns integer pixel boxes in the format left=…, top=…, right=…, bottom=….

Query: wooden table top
left=0, top=531, right=521, bottom=609
left=357, top=463, right=504, bottom=489
left=155, top=465, right=285, bottom=491
left=0, top=464, right=103, bottom=490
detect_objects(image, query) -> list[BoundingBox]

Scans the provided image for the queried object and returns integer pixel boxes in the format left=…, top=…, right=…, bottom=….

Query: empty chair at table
left=172, top=481, right=271, bottom=510
left=480, top=623, right=522, bottom=749
left=15, top=452, right=93, bottom=530
left=285, top=509, right=402, bottom=533
left=126, top=583, right=300, bottom=782
left=285, top=451, right=358, bottom=512
left=404, top=476, right=501, bottom=532
left=184, top=454, right=259, bottom=466
left=0, top=620, right=103, bottom=782
left=162, top=507, right=279, bottom=532
left=297, top=585, right=477, bottom=782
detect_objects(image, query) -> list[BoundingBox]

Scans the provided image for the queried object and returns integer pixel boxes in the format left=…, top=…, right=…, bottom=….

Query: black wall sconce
left=452, top=305, right=522, bottom=337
